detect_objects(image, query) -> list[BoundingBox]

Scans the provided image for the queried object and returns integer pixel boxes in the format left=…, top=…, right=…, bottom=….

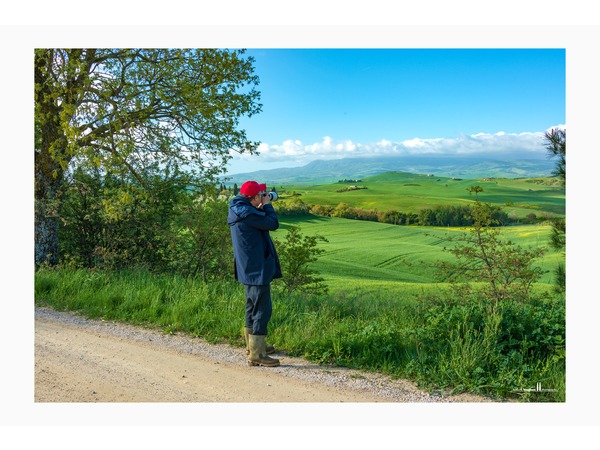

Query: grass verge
left=35, top=267, right=565, bottom=402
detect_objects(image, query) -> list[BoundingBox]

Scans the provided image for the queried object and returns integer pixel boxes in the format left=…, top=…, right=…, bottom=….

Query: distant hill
left=223, top=154, right=556, bottom=186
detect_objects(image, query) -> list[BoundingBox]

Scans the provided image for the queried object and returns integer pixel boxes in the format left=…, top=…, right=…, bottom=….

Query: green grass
left=277, top=214, right=563, bottom=295
left=35, top=266, right=565, bottom=402
left=34, top=268, right=245, bottom=344
left=280, top=172, right=565, bottom=219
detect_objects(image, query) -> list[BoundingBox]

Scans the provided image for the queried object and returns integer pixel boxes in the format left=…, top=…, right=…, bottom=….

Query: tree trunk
left=34, top=49, right=68, bottom=267
left=35, top=201, right=60, bottom=266
left=35, top=157, right=63, bottom=266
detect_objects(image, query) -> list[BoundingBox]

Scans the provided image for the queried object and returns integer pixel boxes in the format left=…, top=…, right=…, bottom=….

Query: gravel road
left=34, top=306, right=490, bottom=403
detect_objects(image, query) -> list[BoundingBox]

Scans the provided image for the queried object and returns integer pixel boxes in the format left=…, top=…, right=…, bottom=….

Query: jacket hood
left=228, top=195, right=264, bottom=225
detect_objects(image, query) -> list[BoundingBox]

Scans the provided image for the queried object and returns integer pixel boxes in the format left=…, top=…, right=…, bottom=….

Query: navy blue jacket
left=228, top=195, right=282, bottom=286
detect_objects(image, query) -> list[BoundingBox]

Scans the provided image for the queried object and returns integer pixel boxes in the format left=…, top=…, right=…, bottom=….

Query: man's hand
left=260, top=192, right=271, bottom=206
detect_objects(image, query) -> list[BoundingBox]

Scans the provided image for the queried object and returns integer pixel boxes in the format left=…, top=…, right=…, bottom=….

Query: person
left=228, top=180, right=282, bottom=367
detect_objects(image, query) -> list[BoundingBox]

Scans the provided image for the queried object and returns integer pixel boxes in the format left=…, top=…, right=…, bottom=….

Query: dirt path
left=34, top=307, right=489, bottom=403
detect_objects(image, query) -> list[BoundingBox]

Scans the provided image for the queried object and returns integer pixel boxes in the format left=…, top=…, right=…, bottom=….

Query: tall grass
left=35, top=267, right=565, bottom=401
left=34, top=268, right=244, bottom=344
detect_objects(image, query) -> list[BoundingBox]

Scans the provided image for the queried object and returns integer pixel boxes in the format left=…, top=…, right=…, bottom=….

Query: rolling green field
left=279, top=172, right=565, bottom=220
left=278, top=214, right=563, bottom=298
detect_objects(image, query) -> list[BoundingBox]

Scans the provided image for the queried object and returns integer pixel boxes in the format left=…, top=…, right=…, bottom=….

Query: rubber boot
left=244, top=327, right=275, bottom=355
left=248, top=334, right=280, bottom=367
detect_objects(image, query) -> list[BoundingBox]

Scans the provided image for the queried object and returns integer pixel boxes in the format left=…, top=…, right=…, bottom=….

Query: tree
left=545, top=127, right=566, bottom=185
left=273, top=227, right=329, bottom=296
left=437, top=187, right=545, bottom=306
left=549, top=217, right=566, bottom=293
left=35, top=48, right=261, bottom=266
left=544, top=127, right=566, bottom=292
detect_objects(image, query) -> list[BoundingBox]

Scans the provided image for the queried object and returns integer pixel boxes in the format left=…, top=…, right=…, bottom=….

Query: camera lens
left=268, top=192, right=278, bottom=201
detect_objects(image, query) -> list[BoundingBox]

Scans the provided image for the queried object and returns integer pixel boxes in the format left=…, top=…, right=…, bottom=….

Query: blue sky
left=227, top=48, right=565, bottom=174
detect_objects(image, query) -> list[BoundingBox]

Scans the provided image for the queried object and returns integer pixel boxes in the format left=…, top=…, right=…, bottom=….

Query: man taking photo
left=228, top=180, right=282, bottom=367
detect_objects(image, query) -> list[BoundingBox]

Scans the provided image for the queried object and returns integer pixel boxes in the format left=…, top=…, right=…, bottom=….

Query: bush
left=272, top=226, right=329, bottom=296
left=309, top=204, right=334, bottom=216
left=407, top=291, right=565, bottom=400
left=332, top=203, right=378, bottom=222
left=276, top=198, right=311, bottom=216
left=163, top=196, right=232, bottom=281
left=58, top=168, right=234, bottom=280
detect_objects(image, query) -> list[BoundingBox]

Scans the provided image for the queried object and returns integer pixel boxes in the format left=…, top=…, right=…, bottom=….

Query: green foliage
left=549, top=218, right=566, bottom=293
left=408, top=292, right=565, bottom=400
left=330, top=202, right=379, bottom=222
left=335, top=185, right=368, bottom=193
left=34, top=75, right=567, bottom=402
left=436, top=187, right=546, bottom=305
left=35, top=49, right=261, bottom=183
left=59, top=167, right=233, bottom=280
left=273, top=226, right=329, bottom=296
left=309, top=203, right=335, bottom=217
left=276, top=197, right=311, bottom=216
left=550, top=218, right=566, bottom=251
left=59, top=167, right=183, bottom=270
left=377, top=209, right=417, bottom=225
left=399, top=186, right=565, bottom=399
left=163, top=195, right=232, bottom=281
left=36, top=142, right=566, bottom=403
left=544, top=128, right=566, bottom=184
left=35, top=48, right=261, bottom=266
left=543, top=128, right=566, bottom=292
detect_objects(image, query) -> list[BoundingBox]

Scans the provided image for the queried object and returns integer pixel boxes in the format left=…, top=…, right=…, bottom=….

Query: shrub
left=408, top=291, right=565, bottom=400
left=276, top=198, right=311, bottom=216
left=272, top=226, right=329, bottom=296
left=435, top=187, right=546, bottom=305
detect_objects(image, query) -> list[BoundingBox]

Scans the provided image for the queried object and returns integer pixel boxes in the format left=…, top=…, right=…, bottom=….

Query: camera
left=268, top=191, right=278, bottom=201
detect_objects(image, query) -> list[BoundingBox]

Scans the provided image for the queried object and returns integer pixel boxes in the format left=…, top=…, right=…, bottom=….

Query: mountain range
left=223, top=153, right=557, bottom=186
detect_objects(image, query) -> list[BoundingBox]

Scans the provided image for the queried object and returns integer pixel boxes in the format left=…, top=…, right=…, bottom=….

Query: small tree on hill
left=436, top=186, right=546, bottom=307
left=273, top=226, right=328, bottom=297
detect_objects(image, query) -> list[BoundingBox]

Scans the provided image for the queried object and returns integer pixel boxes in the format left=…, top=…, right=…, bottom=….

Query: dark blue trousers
left=244, top=284, right=273, bottom=336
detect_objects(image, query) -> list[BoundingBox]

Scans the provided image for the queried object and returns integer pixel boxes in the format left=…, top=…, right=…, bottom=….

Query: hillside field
left=277, top=214, right=563, bottom=298
left=277, top=172, right=565, bottom=220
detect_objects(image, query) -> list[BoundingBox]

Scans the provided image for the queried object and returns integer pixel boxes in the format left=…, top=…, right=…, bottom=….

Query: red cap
left=240, top=180, right=267, bottom=197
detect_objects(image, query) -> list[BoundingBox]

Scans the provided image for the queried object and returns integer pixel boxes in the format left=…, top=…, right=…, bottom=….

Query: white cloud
left=227, top=126, right=566, bottom=173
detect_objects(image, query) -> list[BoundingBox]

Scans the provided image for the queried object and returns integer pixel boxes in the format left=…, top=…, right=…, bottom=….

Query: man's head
left=240, top=180, right=268, bottom=207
